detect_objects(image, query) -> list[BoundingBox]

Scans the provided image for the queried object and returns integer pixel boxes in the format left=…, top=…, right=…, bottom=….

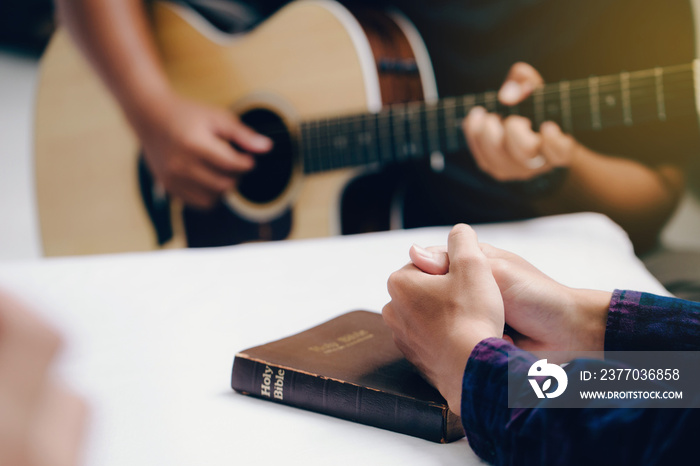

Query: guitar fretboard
left=299, top=62, right=697, bottom=174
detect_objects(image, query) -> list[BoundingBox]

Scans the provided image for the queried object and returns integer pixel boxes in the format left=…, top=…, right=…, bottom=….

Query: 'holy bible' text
left=261, top=365, right=285, bottom=400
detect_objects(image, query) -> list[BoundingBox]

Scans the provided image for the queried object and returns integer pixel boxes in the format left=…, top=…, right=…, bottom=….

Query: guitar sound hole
left=237, top=108, right=295, bottom=205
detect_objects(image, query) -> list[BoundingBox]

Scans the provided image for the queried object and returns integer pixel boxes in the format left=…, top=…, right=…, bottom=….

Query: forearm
left=533, top=145, right=684, bottom=253
left=56, top=0, right=173, bottom=123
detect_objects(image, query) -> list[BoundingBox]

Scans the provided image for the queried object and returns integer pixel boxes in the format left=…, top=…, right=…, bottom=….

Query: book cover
left=230, top=310, right=464, bottom=443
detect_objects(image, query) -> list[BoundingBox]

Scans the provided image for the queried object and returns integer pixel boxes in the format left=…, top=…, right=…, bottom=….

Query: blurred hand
left=134, top=94, right=273, bottom=209
left=0, top=291, right=87, bottom=466
left=383, top=225, right=504, bottom=415
left=409, top=242, right=612, bottom=358
left=463, top=62, right=579, bottom=181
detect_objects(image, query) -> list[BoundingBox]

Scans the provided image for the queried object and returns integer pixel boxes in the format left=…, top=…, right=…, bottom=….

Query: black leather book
left=231, top=310, right=464, bottom=443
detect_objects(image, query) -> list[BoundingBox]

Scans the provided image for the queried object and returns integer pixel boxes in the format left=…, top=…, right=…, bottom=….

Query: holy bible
left=230, top=310, right=464, bottom=443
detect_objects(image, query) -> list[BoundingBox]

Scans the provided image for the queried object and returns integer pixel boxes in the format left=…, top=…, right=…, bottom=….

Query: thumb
left=499, top=62, right=544, bottom=106
left=409, top=244, right=449, bottom=275
left=447, top=224, right=485, bottom=277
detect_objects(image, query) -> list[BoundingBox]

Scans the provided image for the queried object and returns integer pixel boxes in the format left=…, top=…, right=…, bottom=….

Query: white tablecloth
left=0, top=213, right=668, bottom=465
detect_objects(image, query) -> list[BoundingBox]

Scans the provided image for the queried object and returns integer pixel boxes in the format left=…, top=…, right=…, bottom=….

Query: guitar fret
left=461, top=94, right=476, bottom=112
left=599, top=75, right=623, bottom=128
left=304, top=121, right=311, bottom=174
left=407, top=102, right=424, bottom=158
left=436, top=100, right=449, bottom=153
left=316, top=120, right=328, bottom=171
left=343, top=117, right=354, bottom=166
left=332, top=119, right=345, bottom=169
left=329, top=119, right=340, bottom=170
left=343, top=117, right=356, bottom=167
left=326, top=118, right=342, bottom=170
left=315, top=120, right=325, bottom=171
left=559, top=80, right=572, bottom=133
left=568, top=78, right=592, bottom=132
left=310, top=119, right=322, bottom=173
left=325, top=118, right=335, bottom=170
left=483, top=91, right=498, bottom=112
left=326, top=118, right=337, bottom=170
left=351, top=116, right=365, bottom=166
left=657, top=65, right=695, bottom=125
left=506, top=102, right=520, bottom=117
left=457, top=95, right=474, bottom=150
left=395, top=109, right=405, bottom=161
left=300, top=122, right=311, bottom=173
left=655, top=67, right=667, bottom=121
left=426, top=103, right=440, bottom=153
left=533, top=88, right=545, bottom=128
left=620, top=72, right=633, bottom=126
left=589, top=76, right=602, bottom=130
left=515, top=94, right=533, bottom=121
left=366, top=113, right=379, bottom=164
left=378, top=110, right=393, bottom=163
left=311, top=121, right=322, bottom=173
left=442, top=97, right=460, bottom=152
left=694, top=60, right=700, bottom=127
left=392, top=104, right=410, bottom=160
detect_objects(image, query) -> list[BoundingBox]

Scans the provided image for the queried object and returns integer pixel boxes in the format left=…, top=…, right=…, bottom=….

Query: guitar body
left=35, top=0, right=434, bottom=256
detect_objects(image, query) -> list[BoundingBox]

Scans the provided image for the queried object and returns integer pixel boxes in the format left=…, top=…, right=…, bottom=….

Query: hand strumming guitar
left=56, top=0, right=272, bottom=210
left=56, top=0, right=685, bottom=253
left=133, top=92, right=272, bottom=209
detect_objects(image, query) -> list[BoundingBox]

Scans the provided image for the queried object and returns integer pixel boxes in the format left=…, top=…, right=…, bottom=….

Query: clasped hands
left=382, top=224, right=612, bottom=415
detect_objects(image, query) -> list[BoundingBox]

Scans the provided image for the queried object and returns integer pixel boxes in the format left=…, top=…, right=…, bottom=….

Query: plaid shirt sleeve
left=606, top=289, right=700, bottom=351
left=459, top=290, right=700, bottom=465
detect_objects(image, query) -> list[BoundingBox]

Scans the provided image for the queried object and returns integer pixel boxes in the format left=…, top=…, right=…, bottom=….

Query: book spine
left=231, top=356, right=463, bottom=443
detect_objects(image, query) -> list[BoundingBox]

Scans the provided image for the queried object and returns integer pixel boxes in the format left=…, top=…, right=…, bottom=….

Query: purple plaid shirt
left=460, top=290, right=700, bottom=465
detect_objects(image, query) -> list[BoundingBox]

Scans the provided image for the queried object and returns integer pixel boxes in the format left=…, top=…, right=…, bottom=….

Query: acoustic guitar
left=35, top=0, right=699, bottom=256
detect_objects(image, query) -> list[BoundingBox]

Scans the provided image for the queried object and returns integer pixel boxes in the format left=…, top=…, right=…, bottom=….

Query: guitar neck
left=300, top=61, right=699, bottom=174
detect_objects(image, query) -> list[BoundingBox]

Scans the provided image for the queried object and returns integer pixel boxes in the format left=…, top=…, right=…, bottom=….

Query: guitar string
left=303, top=107, right=700, bottom=170
left=302, top=85, right=695, bottom=136
left=246, top=70, right=696, bottom=167
left=256, top=66, right=694, bottom=136
left=304, top=113, right=700, bottom=172
left=302, top=96, right=698, bottom=169
left=257, top=70, right=695, bottom=140
left=287, top=87, right=696, bottom=159
left=304, top=110, right=700, bottom=172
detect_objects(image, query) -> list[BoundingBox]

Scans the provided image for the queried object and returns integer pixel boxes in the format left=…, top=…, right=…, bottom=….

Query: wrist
left=568, top=288, right=612, bottom=352
left=439, top=350, right=470, bottom=416
left=441, top=325, right=500, bottom=415
left=120, top=85, right=180, bottom=132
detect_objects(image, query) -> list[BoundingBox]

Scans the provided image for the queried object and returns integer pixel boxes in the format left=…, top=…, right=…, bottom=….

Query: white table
left=0, top=213, right=668, bottom=465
